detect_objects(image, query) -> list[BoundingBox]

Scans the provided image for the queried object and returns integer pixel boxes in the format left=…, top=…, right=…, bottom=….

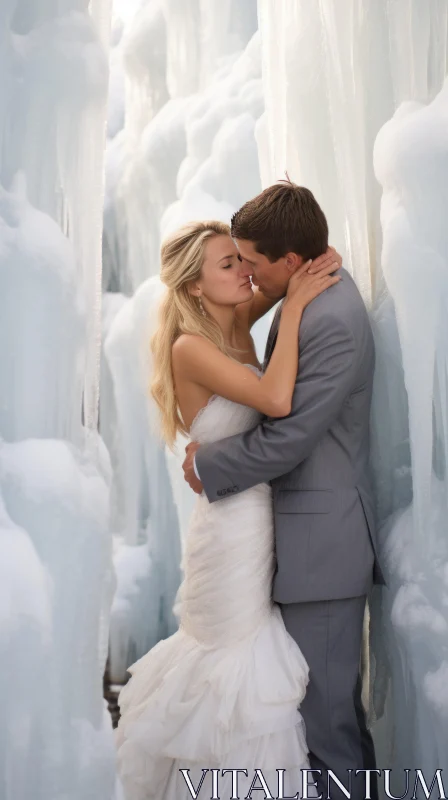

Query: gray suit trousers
left=280, top=596, right=378, bottom=800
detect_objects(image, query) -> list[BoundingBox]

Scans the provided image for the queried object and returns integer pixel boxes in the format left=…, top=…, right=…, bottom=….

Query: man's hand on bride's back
left=284, top=246, right=342, bottom=313
left=183, top=442, right=203, bottom=495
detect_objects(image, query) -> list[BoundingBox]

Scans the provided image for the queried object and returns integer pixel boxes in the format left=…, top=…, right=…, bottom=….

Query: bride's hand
left=310, top=245, right=343, bottom=273
left=284, top=252, right=341, bottom=313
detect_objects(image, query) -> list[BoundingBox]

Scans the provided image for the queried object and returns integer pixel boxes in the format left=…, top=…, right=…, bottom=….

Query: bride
left=115, top=220, right=341, bottom=800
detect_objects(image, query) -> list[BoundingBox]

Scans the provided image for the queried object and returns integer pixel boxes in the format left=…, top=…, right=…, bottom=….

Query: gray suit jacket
left=196, top=268, right=385, bottom=603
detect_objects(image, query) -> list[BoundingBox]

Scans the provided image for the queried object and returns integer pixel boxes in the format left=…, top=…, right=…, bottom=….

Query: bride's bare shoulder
left=172, top=334, right=220, bottom=375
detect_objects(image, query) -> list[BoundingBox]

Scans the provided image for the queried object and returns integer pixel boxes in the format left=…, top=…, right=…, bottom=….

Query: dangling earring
left=198, top=296, right=206, bottom=317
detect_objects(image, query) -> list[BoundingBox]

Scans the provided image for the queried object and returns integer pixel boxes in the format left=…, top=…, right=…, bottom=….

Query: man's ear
left=284, top=252, right=304, bottom=273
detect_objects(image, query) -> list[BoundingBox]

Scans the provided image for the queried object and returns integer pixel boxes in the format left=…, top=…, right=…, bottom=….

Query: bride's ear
left=187, top=281, right=201, bottom=298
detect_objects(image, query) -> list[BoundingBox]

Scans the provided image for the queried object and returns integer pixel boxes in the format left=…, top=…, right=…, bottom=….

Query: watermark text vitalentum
left=179, top=767, right=446, bottom=800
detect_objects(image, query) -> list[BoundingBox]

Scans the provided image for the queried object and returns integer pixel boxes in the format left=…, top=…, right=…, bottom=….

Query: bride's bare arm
left=172, top=261, right=341, bottom=419
left=235, top=247, right=343, bottom=330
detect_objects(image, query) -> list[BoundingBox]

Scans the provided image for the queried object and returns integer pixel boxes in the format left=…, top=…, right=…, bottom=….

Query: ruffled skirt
left=116, top=486, right=312, bottom=799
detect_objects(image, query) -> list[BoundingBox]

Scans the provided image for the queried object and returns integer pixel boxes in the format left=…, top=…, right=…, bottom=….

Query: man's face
left=235, top=238, right=300, bottom=300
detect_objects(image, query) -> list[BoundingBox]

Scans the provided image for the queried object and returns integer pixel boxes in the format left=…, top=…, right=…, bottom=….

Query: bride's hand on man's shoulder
left=309, top=245, right=342, bottom=274
left=284, top=246, right=342, bottom=313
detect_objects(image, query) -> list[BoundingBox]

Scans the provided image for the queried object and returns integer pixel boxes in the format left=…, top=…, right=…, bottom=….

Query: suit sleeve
left=195, top=313, right=358, bottom=502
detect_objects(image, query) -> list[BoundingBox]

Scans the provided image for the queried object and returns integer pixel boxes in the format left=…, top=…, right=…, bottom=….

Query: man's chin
left=259, top=287, right=281, bottom=301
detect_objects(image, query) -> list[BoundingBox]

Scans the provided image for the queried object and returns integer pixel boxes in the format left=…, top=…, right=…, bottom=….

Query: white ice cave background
left=0, top=1, right=447, bottom=798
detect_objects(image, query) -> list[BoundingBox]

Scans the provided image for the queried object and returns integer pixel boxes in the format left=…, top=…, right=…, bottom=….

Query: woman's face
left=195, top=235, right=254, bottom=308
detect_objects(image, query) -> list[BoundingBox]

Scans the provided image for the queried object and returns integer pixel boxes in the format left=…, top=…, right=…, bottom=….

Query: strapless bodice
left=189, top=364, right=263, bottom=444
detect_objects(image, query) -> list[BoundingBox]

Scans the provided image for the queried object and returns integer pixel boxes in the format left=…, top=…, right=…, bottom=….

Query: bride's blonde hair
left=151, top=220, right=233, bottom=448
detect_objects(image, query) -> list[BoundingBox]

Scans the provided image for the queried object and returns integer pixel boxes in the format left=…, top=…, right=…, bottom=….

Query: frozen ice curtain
left=0, top=2, right=117, bottom=799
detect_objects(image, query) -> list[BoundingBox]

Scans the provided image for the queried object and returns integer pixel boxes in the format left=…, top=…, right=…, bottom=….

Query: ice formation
left=0, top=2, right=117, bottom=798
left=369, top=78, right=448, bottom=773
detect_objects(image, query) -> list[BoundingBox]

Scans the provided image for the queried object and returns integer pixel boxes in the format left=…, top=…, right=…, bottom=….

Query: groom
left=182, top=182, right=384, bottom=799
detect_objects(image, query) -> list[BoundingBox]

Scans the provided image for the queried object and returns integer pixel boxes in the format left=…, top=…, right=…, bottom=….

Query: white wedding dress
left=115, top=366, right=312, bottom=799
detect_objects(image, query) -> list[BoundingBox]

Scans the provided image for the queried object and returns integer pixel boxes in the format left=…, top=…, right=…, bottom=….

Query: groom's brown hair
left=231, top=181, right=328, bottom=262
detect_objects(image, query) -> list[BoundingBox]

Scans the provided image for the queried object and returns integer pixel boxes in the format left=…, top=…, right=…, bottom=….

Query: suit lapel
left=263, top=300, right=284, bottom=370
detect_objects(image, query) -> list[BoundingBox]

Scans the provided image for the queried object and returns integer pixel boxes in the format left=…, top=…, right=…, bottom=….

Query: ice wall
left=370, top=81, right=448, bottom=774
left=257, top=0, right=447, bottom=306
left=104, top=0, right=260, bottom=292
left=0, top=2, right=116, bottom=799
left=257, top=0, right=448, bottom=776
left=104, top=0, right=268, bottom=683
